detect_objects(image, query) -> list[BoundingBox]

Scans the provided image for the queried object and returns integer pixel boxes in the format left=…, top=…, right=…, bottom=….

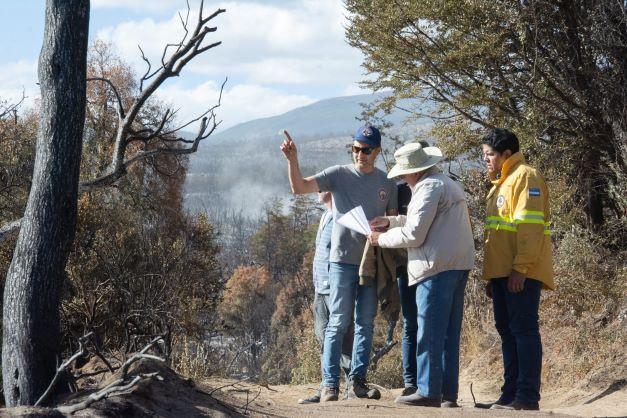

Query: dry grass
left=367, top=315, right=404, bottom=388
left=539, top=225, right=627, bottom=391
left=290, top=324, right=322, bottom=385
left=171, top=336, right=214, bottom=381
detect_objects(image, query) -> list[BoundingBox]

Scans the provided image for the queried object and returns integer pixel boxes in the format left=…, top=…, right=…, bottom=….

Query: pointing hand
left=280, top=129, right=298, bottom=162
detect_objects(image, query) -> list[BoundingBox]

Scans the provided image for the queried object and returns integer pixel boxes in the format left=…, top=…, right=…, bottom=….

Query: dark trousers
left=397, top=268, right=417, bottom=387
left=491, top=277, right=543, bottom=404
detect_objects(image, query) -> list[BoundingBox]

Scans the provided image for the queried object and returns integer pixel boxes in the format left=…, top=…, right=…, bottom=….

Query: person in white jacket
left=368, top=142, right=475, bottom=408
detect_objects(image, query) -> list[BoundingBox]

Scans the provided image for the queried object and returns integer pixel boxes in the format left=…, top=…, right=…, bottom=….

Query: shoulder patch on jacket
left=528, top=188, right=541, bottom=197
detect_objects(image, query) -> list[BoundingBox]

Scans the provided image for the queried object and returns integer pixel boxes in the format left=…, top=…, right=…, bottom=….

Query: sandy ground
left=1, top=359, right=624, bottom=417
left=201, top=373, right=627, bottom=418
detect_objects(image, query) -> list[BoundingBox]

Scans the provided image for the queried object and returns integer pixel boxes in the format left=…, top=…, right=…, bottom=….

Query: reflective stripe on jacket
left=482, top=152, right=555, bottom=289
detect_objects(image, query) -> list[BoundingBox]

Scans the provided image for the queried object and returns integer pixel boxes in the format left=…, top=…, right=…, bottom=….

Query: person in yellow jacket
left=479, top=128, right=554, bottom=411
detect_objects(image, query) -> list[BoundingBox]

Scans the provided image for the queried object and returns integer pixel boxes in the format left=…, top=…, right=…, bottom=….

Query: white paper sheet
left=336, top=205, right=371, bottom=235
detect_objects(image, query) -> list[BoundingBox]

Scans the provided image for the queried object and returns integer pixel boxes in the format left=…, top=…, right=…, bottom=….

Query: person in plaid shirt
left=298, top=191, right=354, bottom=404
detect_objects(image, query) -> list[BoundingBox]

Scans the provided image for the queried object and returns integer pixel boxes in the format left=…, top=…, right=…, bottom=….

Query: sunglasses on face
left=351, top=145, right=374, bottom=155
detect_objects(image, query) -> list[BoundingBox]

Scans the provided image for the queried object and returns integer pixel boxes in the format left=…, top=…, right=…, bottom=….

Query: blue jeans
left=313, top=292, right=353, bottom=381
left=397, top=268, right=418, bottom=388
left=322, top=262, right=378, bottom=387
left=415, top=270, right=469, bottom=401
left=491, top=277, right=542, bottom=405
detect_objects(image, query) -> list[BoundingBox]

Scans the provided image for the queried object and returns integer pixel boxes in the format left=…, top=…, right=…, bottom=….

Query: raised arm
left=280, top=130, right=319, bottom=194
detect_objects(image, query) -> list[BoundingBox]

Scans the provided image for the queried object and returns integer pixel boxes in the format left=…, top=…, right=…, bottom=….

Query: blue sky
left=0, top=0, right=367, bottom=130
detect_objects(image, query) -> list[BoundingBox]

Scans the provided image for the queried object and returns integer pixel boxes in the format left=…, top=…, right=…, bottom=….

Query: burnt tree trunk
left=2, top=0, right=89, bottom=406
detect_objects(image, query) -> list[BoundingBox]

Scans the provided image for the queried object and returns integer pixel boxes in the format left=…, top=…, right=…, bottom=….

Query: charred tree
left=1, top=0, right=226, bottom=406
left=2, top=0, right=89, bottom=406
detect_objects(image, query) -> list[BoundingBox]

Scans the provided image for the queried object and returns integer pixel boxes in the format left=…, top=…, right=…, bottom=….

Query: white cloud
left=341, top=82, right=369, bottom=97
left=94, top=0, right=364, bottom=89
left=95, top=17, right=182, bottom=71
left=0, top=1, right=367, bottom=130
left=0, top=60, right=39, bottom=109
left=92, top=0, right=182, bottom=13
left=156, top=80, right=316, bottom=130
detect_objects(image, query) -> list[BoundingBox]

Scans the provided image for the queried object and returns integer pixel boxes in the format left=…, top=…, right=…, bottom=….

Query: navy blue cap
left=353, top=125, right=381, bottom=148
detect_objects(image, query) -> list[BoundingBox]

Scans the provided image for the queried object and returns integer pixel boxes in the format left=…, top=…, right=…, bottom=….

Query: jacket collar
left=490, top=152, right=525, bottom=186
left=410, top=166, right=440, bottom=194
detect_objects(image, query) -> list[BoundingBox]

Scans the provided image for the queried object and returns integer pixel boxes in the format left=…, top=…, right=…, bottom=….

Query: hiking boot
left=320, top=386, right=339, bottom=402
left=474, top=396, right=512, bottom=409
left=348, top=377, right=381, bottom=400
left=394, top=393, right=440, bottom=407
left=441, top=399, right=460, bottom=408
left=491, top=400, right=540, bottom=411
left=297, top=389, right=321, bottom=404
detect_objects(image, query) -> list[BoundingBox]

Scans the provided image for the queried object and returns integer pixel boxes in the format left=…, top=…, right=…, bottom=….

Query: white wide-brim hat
left=387, top=142, right=443, bottom=179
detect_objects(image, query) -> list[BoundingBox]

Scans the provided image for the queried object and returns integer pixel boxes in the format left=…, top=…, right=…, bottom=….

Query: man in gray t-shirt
left=315, top=164, right=397, bottom=265
left=280, top=126, right=397, bottom=401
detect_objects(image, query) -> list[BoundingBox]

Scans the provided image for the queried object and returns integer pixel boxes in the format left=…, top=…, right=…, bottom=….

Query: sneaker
left=491, top=400, right=540, bottom=411
left=394, top=387, right=417, bottom=403
left=297, top=390, right=321, bottom=404
left=394, top=392, right=440, bottom=407
left=348, top=377, right=381, bottom=400
left=320, top=386, right=339, bottom=402
left=441, top=399, right=460, bottom=408
left=400, top=386, right=417, bottom=396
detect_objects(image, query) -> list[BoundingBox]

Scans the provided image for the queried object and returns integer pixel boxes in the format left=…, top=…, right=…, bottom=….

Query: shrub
left=289, top=311, right=321, bottom=385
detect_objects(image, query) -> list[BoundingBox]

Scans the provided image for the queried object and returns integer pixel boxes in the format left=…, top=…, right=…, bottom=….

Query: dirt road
left=202, top=374, right=627, bottom=418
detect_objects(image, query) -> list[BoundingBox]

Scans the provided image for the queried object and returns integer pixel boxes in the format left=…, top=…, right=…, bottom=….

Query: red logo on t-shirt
left=378, top=189, right=387, bottom=201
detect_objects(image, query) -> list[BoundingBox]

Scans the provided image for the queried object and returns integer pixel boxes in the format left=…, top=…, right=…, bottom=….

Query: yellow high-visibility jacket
left=482, top=152, right=555, bottom=289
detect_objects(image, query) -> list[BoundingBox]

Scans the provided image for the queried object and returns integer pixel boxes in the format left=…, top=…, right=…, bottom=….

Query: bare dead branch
left=370, top=340, right=397, bottom=370
left=87, top=77, right=125, bottom=119
left=120, top=336, right=165, bottom=378
left=157, top=136, right=196, bottom=144
left=470, top=382, right=477, bottom=406
left=89, top=337, right=116, bottom=374
left=163, top=77, right=226, bottom=135
left=161, top=42, right=182, bottom=68
left=0, top=6, right=227, bottom=243
left=202, top=4, right=225, bottom=25
left=0, top=90, right=26, bottom=120
left=77, top=78, right=225, bottom=193
left=177, top=1, right=191, bottom=49
left=104, top=5, right=225, bottom=183
left=126, top=109, right=175, bottom=147
left=74, top=368, right=110, bottom=381
left=138, top=45, right=152, bottom=92
left=243, top=387, right=262, bottom=414
left=207, top=379, right=250, bottom=396
left=54, top=335, right=166, bottom=414
left=56, top=372, right=162, bottom=414
left=35, top=332, right=94, bottom=407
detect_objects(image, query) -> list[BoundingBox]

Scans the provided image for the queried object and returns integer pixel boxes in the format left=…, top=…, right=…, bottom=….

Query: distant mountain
left=184, top=92, right=434, bottom=217
left=199, top=91, right=431, bottom=145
